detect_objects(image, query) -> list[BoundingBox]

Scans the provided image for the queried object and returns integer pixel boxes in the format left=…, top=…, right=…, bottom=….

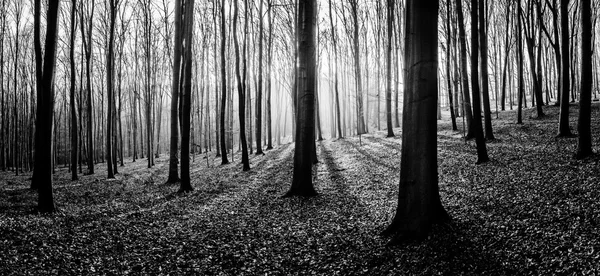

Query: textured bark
left=106, top=0, right=117, bottom=179
left=179, top=0, right=195, bottom=192
left=167, top=0, right=183, bottom=184
left=285, top=0, right=316, bottom=197
left=382, top=0, right=448, bottom=242
left=479, top=0, right=494, bottom=140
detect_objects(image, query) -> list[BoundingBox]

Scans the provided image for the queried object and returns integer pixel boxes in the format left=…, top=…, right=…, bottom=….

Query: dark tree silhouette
left=557, top=0, right=572, bottom=137
left=382, top=0, right=449, bottom=242
left=179, top=0, right=195, bottom=192
left=284, top=0, right=317, bottom=198
left=33, top=0, right=61, bottom=213
left=167, top=0, right=183, bottom=184
left=575, top=0, right=593, bottom=159
left=470, top=0, right=489, bottom=164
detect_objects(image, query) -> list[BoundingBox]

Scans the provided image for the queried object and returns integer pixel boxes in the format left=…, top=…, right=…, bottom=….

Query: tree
left=80, top=0, right=95, bottom=175
left=69, top=0, right=78, bottom=181
left=219, top=0, right=229, bottom=165
left=574, top=0, right=593, bottom=159
left=470, top=0, right=489, bottom=163
left=385, top=0, right=395, bottom=138
left=382, top=0, right=449, bottom=242
left=255, top=0, right=265, bottom=155
left=328, top=0, right=343, bottom=139
left=349, top=0, right=366, bottom=135
left=478, top=0, right=494, bottom=141
left=557, top=0, right=572, bottom=137
left=33, top=0, right=61, bottom=213
left=284, top=0, right=317, bottom=198
left=106, top=0, right=118, bottom=179
left=179, top=0, right=195, bottom=192
left=456, top=0, right=475, bottom=139
left=167, top=0, right=183, bottom=184
left=234, top=0, right=251, bottom=171
left=517, top=0, right=524, bottom=124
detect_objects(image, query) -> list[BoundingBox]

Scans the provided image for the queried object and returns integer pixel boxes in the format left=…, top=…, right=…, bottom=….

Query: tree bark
left=167, top=0, right=183, bottom=184
left=33, top=0, right=60, bottom=213
left=557, top=0, right=572, bottom=136
left=285, top=0, right=317, bottom=197
left=385, top=0, right=395, bottom=138
left=478, top=0, right=494, bottom=140
left=179, top=0, right=195, bottom=192
left=70, top=0, right=78, bottom=181
left=328, top=0, right=343, bottom=139
left=219, top=0, right=229, bottom=164
left=234, top=0, right=250, bottom=171
left=470, top=0, right=489, bottom=163
left=456, top=0, right=475, bottom=139
left=575, top=0, right=592, bottom=159
left=382, top=0, right=449, bottom=242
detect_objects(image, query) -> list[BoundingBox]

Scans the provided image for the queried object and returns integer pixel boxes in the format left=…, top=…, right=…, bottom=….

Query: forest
left=0, top=0, right=599, bottom=274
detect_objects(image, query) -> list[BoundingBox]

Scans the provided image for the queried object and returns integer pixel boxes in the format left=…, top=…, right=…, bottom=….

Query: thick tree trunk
left=557, top=0, right=572, bottom=136
left=34, top=0, right=60, bottom=213
left=575, top=0, right=592, bottom=159
left=285, top=0, right=317, bottom=197
left=179, top=0, right=195, bottom=192
left=167, top=0, right=183, bottom=184
left=382, top=0, right=448, bottom=242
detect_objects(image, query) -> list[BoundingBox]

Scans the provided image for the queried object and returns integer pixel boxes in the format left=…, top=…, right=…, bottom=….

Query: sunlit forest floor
left=1, top=103, right=599, bottom=275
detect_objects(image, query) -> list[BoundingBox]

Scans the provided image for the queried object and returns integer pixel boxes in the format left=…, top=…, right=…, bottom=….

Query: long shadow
left=339, top=139, right=398, bottom=172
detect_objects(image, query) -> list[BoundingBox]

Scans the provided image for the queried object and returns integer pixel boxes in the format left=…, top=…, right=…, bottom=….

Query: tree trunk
left=557, top=0, right=572, bottom=136
left=517, top=0, right=524, bottom=124
left=328, top=0, right=343, bottom=139
left=33, top=0, right=60, bottom=213
left=219, top=0, right=229, bottom=164
left=385, top=0, right=395, bottom=138
left=179, top=0, right=195, bottom=192
left=285, top=0, right=317, bottom=197
left=167, top=0, right=183, bottom=183
left=234, top=0, right=250, bottom=171
left=382, top=0, right=449, bottom=242
left=70, top=0, right=78, bottom=181
left=478, top=0, right=494, bottom=141
left=446, top=0, right=458, bottom=131
left=456, top=0, right=475, bottom=139
left=470, top=0, right=489, bottom=163
left=575, top=0, right=592, bottom=159
left=106, top=0, right=117, bottom=179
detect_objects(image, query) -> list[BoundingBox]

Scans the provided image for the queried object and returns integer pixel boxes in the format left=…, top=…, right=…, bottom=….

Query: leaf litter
left=0, top=103, right=599, bottom=275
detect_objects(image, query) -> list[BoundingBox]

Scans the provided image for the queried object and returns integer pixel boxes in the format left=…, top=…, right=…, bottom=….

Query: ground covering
left=1, top=103, right=599, bottom=275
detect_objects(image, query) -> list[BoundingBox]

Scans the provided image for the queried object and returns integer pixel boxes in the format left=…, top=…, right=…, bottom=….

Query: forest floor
left=1, top=103, right=600, bottom=275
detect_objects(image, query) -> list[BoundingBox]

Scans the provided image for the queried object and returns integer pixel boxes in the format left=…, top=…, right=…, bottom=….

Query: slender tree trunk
left=456, top=0, right=475, bottom=138
left=479, top=0, right=494, bottom=140
left=385, top=0, right=395, bottom=137
left=328, top=0, right=343, bottom=139
left=106, top=0, right=117, bottom=179
left=470, top=0, right=489, bottom=163
left=256, top=0, right=264, bottom=155
left=220, top=0, right=229, bottom=164
left=446, top=0, right=458, bottom=131
left=517, top=0, right=524, bottom=124
left=234, top=0, right=250, bottom=171
left=70, top=0, right=78, bottom=180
